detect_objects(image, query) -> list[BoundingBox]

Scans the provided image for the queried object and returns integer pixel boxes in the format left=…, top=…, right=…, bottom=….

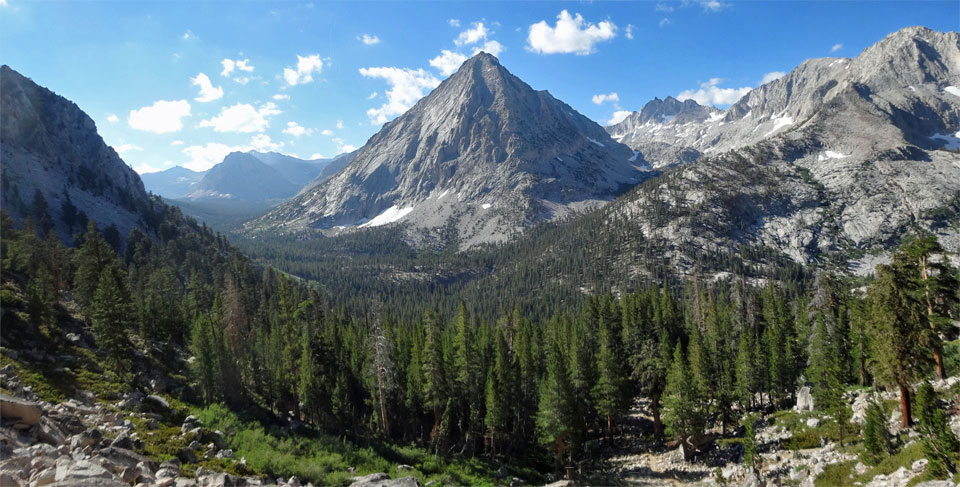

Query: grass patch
left=193, top=403, right=505, bottom=487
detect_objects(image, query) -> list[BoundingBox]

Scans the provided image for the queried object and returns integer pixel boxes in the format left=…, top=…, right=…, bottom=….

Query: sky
left=1, top=1, right=957, bottom=174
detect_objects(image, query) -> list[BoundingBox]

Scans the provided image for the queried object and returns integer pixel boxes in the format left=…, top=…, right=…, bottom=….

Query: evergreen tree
left=915, top=381, right=959, bottom=477
left=74, top=220, right=115, bottom=310
left=868, top=261, right=935, bottom=427
left=421, top=309, right=447, bottom=444
left=663, top=344, right=707, bottom=461
left=593, top=295, right=629, bottom=437
left=742, top=414, right=759, bottom=474
left=91, top=265, right=133, bottom=372
left=862, top=393, right=893, bottom=465
left=537, top=333, right=576, bottom=472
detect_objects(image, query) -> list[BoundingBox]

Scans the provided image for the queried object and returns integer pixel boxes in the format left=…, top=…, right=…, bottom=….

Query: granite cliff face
left=252, top=52, right=647, bottom=247
left=0, top=65, right=157, bottom=241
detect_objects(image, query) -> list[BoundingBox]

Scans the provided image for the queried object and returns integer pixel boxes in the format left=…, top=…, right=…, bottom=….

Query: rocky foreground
left=0, top=364, right=464, bottom=487
left=3, top=353, right=960, bottom=487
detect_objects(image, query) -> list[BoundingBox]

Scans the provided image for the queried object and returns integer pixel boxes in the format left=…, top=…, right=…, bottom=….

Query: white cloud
left=107, top=114, right=119, bottom=123
left=191, top=73, right=224, bottom=102
left=358, top=34, right=380, bottom=45
left=699, top=0, right=729, bottom=12
left=283, top=121, right=313, bottom=138
left=527, top=10, right=617, bottom=55
left=430, top=50, right=468, bottom=76
left=333, top=137, right=356, bottom=154
left=448, top=19, right=460, bottom=28
left=0, top=0, right=9, bottom=7
left=607, top=110, right=632, bottom=126
left=456, top=22, right=489, bottom=46
left=198, top=102, right=281, bottom=133
left=321, top=129, right=335, bottom=136
left=272, top=93, right=290, bottom=101
left=114, top=144, right=143, bottom=154
left=367, top=91, right=378, bottom=99
left=760, top=71, right=786, bottom=85
left=310, top=153, right=325, bottom=159
left=359, top=67, right=440, bottom=124
left=592, top=92, right=619, bottom=105
left=655, top=3, right=675, bottom=12
left=171, top=140, right=184, bottom=146
left=181, top=143, right=241, bottom=172
left=182, top=30, right=195, bottom=40
left=220, top=58, right=255, bottom=77
left=250, top=134, right=284, bottom=152
left=677, top=78, right=751, bottom=106
left=283, top=54, right=324, bottom=86
left=659, top=18, right=671, bottom=27
left=831, top=43, right=843, bottom=53
left=476, top=40, right=504, bottom=57
left=128, top=99, right=191, bottom=134
left=134, top=163, right=165, bottom=175
left=336, top=120, right=344, bottom=129
left=625, top=24, right=635, bottom=40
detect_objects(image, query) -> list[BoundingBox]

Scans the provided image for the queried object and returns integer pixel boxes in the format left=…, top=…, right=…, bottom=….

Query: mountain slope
left=0, top=65, right=158, bottom=241
left=251, top=52, right=647, bottom=248
left=601, top=26, right=960, bottom=270
left=187, top=151, right=300, bottom=201
left=141, top=166, right=206, bottom=199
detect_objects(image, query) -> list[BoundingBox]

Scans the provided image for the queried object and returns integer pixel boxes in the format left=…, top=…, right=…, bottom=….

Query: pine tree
left=421, top=309, right=447, bottom=443
left=537, top=333, right=576, bottom=472
left=868, top=261, right=935, bottom=427
left=862, top=393, right=893, bottom=465
left=742, top=414, right=759, bottom=474
left=593, top=295, right=629, bottom=437
left=485, top=329, right=513, bottom=456
left=452, top=302, right=483, bottom=452
left=915, top=381, right=959, bottom=477
left=663, top=344, right=707, bottom=461
left=74, top=220, right=116, bottom=310
left=91, top=265, right=133, bottom=372
left=900, top=235, right=958, bottom=380
left=190, top=313, right=221, bottom=403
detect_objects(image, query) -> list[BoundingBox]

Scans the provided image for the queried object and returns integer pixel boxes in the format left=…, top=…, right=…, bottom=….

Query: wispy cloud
left=359, top=34, right=381, bottom=45
left=592, top=92, right=620, bottom=105
left=677, top=78, right=750, bottom=106
left=831, top=43, right=843, bottom=53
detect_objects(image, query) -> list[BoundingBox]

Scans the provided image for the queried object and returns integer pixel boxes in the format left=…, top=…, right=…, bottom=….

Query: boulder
left=54, top=458, right=114, bottom=483
left=144, top=395, right=170, bottom=411
left=37, top=417, right=66, bottom=446
left=795, top=386, right=814, bottom=412
left=0, top=394, right=42, bottom=425
left=178, top=447, right=199, bottom=464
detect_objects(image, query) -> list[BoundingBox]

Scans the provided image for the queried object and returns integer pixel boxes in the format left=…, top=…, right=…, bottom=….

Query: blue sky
left=2, top=1, right=957, bottom=174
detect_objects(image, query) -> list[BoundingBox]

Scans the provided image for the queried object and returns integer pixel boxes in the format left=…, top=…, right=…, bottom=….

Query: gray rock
left=795, top=386, right=814, bottom=412
left=177, top=447, right=198, bottom=464
left=0, top=394, right=42, bottom=425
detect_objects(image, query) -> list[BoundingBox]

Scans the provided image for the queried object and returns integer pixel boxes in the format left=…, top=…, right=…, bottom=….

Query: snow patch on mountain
left=359, top=205, right=415, bottom=228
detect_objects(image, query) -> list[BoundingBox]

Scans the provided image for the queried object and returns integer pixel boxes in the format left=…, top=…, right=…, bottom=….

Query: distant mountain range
left=143, top=150, right=349, bottom=202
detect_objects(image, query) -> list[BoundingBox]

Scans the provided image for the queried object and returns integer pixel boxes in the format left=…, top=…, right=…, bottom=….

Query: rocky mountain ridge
left=0, top=65, right=159, bottom=242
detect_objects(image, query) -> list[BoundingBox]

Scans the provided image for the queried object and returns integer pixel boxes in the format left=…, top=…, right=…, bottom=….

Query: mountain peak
left=252, top=53, right=642, bottom=247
